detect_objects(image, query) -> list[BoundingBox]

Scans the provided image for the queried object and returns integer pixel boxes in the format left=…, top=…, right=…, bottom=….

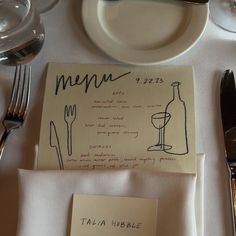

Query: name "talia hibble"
left=80, top=217, right=142, bottom=229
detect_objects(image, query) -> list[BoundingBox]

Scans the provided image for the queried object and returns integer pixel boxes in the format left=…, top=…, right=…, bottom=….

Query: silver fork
left=0, top=65, right=31, bottom=161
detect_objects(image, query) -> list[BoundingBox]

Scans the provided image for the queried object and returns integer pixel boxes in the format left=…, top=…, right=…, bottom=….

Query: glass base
left=210, top=0, right=236, bottom=32
left=32, top=0, right=59, bottom=13
left=147, top=144, right=172, bottom=151
left=0, top=0, right=45, bottom=65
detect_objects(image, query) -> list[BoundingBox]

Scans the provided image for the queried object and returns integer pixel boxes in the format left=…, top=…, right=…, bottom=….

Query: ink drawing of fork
left=64, top=104, right=76, bottom=156
left=50, top=121, right=64, bottom=169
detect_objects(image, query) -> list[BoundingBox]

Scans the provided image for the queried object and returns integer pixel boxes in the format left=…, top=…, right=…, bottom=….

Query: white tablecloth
left=0, top=1, right=235, bottom=235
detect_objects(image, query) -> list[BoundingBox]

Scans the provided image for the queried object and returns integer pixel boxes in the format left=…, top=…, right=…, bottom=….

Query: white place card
left=70, top=194, right=158, bottom=236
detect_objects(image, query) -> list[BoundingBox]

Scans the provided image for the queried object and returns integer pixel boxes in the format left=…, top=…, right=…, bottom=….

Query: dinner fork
left=0, top=65, right=31, bottom=161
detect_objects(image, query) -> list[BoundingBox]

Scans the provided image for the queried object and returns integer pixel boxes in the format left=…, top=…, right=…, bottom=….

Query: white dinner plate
left=82, top=0, right=209, bottom=65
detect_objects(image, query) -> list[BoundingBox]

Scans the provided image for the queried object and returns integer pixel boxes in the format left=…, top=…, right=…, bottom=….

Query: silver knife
left=220, top=69, right=236, bottom=235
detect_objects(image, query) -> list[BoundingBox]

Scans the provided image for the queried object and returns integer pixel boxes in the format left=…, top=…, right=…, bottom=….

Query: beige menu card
left=38, top=63, right=195, bottom=173
left=70, top=194, right=158, bottom=236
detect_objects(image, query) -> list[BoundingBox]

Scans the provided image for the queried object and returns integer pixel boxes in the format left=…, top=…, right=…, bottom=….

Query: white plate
left=82, top=0, right=209, bottom=65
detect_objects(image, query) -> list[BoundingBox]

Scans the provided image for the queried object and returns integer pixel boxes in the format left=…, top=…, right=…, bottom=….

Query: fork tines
left=7, top=65, right=31, bottom=120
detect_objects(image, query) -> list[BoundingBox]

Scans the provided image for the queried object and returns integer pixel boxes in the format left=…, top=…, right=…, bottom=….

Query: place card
left=70, top=194, right=158, bottom=236
left=37, top=63, right=195, bottom=173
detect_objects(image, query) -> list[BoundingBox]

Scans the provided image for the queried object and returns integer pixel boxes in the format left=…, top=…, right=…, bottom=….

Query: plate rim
left=82, top=0, right=209, bottom=65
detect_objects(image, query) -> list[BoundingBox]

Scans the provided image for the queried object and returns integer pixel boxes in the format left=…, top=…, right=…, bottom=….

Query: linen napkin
left=16, top=154, right=205, bottom=236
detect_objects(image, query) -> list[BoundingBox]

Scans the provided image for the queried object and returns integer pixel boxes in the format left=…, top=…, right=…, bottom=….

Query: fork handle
left=0, top=130, right=11, bottom=161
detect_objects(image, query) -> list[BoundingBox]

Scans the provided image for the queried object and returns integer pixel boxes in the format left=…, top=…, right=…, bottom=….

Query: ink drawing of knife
left=50, top=121, right=64, bottom=170
left=220, top=69, right=236, bottom=235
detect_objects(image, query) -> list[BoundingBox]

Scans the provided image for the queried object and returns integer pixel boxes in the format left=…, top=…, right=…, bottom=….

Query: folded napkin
left=16, top=154, right=205, bottom=236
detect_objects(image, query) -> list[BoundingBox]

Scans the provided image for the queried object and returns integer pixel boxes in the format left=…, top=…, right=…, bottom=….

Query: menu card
left=70, top=194, right=158, bottom=236
left=37, top=63, right=195, bottom=173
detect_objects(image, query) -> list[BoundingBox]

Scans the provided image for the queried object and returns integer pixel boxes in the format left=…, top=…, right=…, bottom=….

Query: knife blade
left=220, top=69, right=236, bottom=235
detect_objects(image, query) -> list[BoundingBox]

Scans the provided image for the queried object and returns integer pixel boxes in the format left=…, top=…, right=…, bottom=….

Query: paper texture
left=70, top=194, right=157, bottom=236
left=38, top=63, right=195, bottom=173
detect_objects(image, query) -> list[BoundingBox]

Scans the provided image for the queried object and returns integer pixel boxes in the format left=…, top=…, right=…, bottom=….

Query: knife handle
left=227, top=163, right=236, bottom=236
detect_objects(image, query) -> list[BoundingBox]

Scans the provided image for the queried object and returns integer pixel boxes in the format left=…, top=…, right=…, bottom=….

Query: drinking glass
left=31, top=0, right=59, bottom=13
left=210, top=0, right=236, bottom=32
left=0, top=0, right=45, bottom=65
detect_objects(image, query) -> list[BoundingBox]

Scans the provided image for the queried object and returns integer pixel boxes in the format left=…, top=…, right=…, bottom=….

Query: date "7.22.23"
left=135, top=77, right=163, bottom=85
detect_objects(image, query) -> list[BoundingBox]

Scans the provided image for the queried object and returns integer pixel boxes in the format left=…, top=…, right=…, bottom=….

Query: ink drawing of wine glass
left=147, top=112, right=172, bottom=151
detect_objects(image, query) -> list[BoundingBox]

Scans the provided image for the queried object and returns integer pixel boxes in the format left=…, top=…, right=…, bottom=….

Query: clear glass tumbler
left=0, top=0, right=45, bottom=65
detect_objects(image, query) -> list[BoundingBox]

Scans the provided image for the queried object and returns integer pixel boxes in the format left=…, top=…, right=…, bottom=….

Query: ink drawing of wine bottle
left=164, top=81, right=188, bottom=155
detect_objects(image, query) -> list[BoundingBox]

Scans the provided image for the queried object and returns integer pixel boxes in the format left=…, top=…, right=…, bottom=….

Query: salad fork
left=0, top=65, right=31, bottom=161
